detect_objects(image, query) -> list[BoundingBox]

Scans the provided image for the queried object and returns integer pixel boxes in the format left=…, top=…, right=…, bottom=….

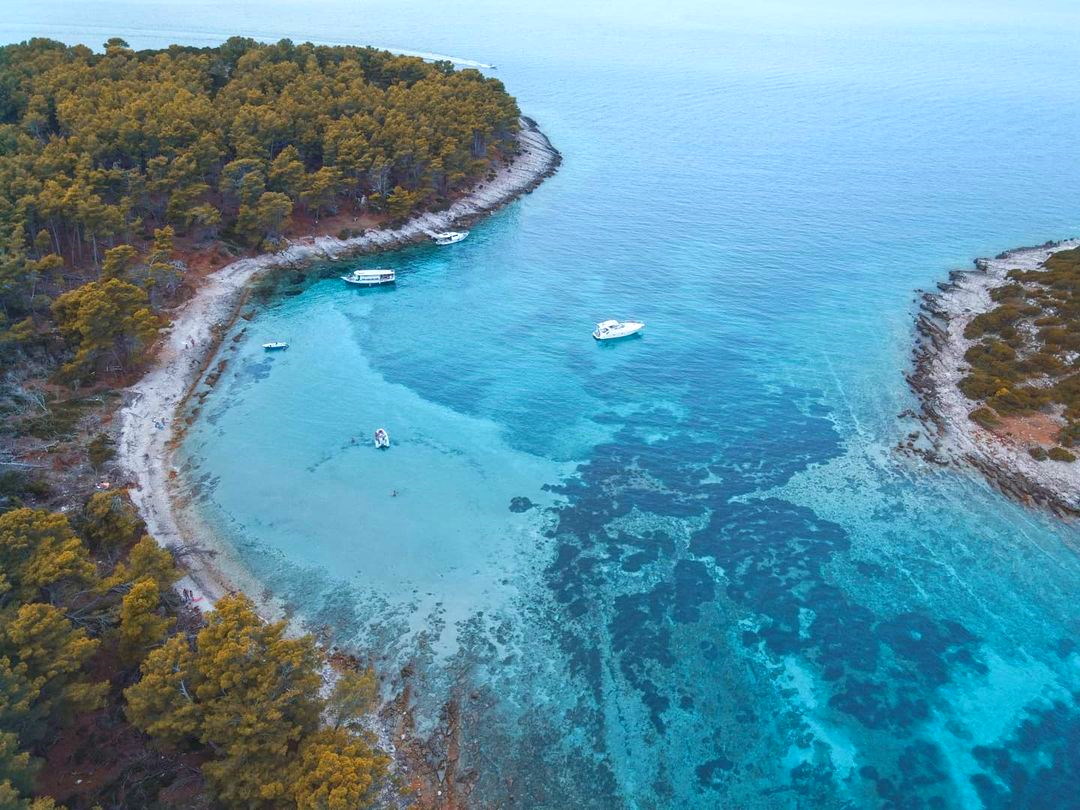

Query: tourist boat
left=431, top=230, right=468, bottom=246
left=341, top=268, right=396, bottom=286
left=262, top=341, right=289, bottom=350
left=373, top=428, right=390, bottom=449
left=593, top=320, right=645, bottom=340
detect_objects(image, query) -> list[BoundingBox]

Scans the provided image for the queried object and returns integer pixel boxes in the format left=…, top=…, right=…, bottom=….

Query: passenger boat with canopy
left=341, top=268, right=396, bottom=286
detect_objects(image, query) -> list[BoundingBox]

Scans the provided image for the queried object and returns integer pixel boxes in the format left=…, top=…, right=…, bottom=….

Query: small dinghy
left=373, top=428, right=390, bottom=449
left=592, top=320, right=645, bottom=340
left=431, top=230, right=468, bottom=246
left=262, top=341, right=289, bottom=350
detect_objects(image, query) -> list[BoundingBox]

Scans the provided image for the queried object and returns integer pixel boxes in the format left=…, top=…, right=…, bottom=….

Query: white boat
left=262, top=341, right=289, bottom=350
left=342, top=268, right=396, bottom=286
left=373, top=428, right=390, bottom=449
left=592, top=320, right=645, bottom=340
left=431, top=230, right=468, bottom=246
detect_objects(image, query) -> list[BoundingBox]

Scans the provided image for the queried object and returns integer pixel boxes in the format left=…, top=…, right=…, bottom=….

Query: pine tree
left=51, top=278, right=160, bottom=382
left=0, top=508, right=94, bottom=606
left=0, top=603, right=105, bottom=741
left=107, top=535, right=180, bottom=591
left=118, top=579, right=174, bottom=665
left=326, top=668, right=378, bottom=730
left=126, top=595, right=328, bottom=807
left=291, top=727, right=388, bottom=810
left=0, top=731, right=41, bottom=810
left=80, top=489, right=143, bottom=555
left=100, top=244, right=138, bottom=280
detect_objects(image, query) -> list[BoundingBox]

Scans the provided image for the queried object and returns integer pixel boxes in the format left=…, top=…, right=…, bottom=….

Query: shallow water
left=12, top=1, right=1080, bottom=806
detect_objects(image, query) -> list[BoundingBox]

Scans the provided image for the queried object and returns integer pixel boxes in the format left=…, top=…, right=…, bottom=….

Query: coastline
left=115, top=116, right=561, bottom=608
left=909, top=238, right=1080, bottom=517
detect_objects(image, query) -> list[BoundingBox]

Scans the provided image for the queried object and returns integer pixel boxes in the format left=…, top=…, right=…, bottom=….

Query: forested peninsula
left=1, top=36, right=519, bottom=381
left=911, top=240, right=1080, bottom=516
left=0, top=36, right=557, bottom=809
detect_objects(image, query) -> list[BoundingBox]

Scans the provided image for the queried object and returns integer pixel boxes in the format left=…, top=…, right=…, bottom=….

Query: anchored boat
left=373, top=428, right=390, bottom=449
left=431, top=230, right=468, bottom=246
left=342, top=268, right=396, bottom=286
left=262, top=341, right=289, bottom=350
left=593, top=320, right=645, bottom=340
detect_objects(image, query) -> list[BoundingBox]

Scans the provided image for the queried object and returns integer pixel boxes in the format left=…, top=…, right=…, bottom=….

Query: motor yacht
left=431, top=230, right=468, bottom=246
left=593, top=320, right=645, bottom=340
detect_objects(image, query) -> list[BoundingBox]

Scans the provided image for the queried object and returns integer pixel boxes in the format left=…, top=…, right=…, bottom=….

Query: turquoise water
left=12, top=2, right=1080, bottom=806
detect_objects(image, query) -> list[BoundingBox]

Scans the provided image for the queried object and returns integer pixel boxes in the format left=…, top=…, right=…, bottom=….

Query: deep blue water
left=11, top=2, right=1080, bottom=806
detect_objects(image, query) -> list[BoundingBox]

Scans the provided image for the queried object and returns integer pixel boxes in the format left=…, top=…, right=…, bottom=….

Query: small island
left=911, top=239, right=1080, bottom=515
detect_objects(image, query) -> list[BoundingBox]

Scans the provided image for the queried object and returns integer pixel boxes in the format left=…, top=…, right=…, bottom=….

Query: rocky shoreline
left=909, top=238, right=1080, bottom=517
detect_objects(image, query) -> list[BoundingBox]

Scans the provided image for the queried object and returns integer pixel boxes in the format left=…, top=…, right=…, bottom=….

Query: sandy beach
left=116, top=117, right=561, bottom=608
left=910, top=238, right=1080, bottom=516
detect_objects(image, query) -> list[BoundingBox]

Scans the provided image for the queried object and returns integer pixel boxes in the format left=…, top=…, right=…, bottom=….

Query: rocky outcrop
left=908, top=238, right=1080, bottom=518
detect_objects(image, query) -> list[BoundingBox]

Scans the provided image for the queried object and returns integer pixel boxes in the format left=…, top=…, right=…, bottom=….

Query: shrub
left=989, top=283, right=1024, bottom=303
left=987, top=386, right=1051, bottom=415
left=1044, top=246, right=1080, bottom=274
left=19, top=399, right=89, bottom=440
left=0, top=470, right=51, bottom=509
left=1053, top=374, right=1080, bottom=412
left=1021, top=352, right=1065, bottom=376
left=1028, top=446, right=1049, bottom=461
left=1034, top=315, right=1064, bottom=327
left=87, top=432, right=115, bottom=469
left=1058, top=422, right=1080, bottom=448
left=964, top=304, right=1042, bottom=340
left=81, top=489, right=143, bottom=552
left=1040, top=326, right=1080, bottom=351
left=1048, top=446, right=1076, bottom=463
left=969, top=407, right=999, bottom=429
left=964, top=341, right=1021, bottom=382
left=960, top=374, right=1003, bottom=401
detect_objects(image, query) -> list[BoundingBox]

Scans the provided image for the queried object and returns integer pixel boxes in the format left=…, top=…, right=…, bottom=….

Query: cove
left=33, top=0, right=1080, bottom=805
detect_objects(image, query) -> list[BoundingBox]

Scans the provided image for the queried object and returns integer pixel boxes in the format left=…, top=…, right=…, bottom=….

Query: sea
left=8, top=1, right=1080, bottom=806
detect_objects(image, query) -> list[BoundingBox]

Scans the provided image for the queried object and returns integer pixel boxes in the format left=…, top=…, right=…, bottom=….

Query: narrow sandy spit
left=116, top=118, right=561, bottom=606
left=910, top=238, right=1080, bottom=516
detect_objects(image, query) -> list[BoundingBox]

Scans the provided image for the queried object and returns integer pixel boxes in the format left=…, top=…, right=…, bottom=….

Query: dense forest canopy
left=0, top=36, right=520, bottom=381
left=0, top=493, right=387, bottom=808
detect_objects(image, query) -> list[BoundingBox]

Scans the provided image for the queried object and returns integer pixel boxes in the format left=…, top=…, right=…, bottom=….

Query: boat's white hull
left=432, top=231, right=468, bottom=245
left=341, top=276, right=395, bottom=286
left=593, top=322, right=645, bottom=340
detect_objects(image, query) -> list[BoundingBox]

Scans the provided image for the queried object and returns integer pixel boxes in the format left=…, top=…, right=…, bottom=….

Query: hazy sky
left=5, top=0, right=1080, bottom=54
